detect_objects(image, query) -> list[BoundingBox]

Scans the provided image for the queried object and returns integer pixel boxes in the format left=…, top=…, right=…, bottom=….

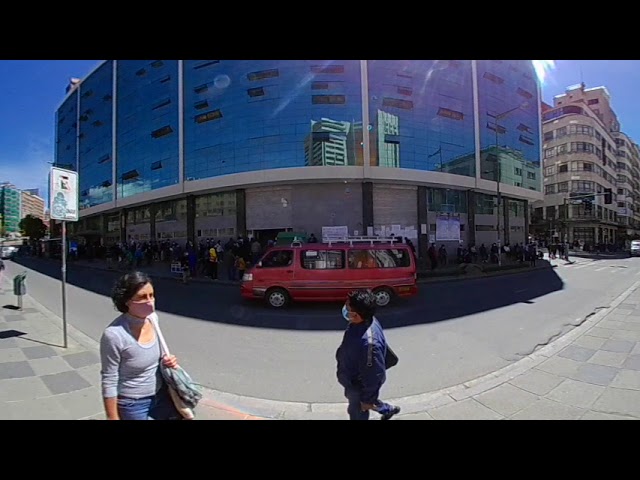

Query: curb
left=22, top=256, right=551, bottom=287
left=0, top=273, right=101, bottom=352
left=418, top=262, right=553, bottom=284
left=181, top=278, right=640, bottom=420
left=17, top=257, right=240, bottom=287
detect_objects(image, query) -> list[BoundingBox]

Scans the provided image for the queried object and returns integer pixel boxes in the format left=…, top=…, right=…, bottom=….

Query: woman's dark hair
left=347, top=289, right=376, bottom=322
left=111, top=271, right=152, bottom=313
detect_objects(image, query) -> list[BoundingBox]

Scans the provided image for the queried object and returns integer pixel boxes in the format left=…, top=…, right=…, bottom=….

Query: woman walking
left=100, top=271, right=181, bottom=420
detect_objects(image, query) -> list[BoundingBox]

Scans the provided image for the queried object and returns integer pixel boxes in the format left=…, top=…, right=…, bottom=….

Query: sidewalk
left=0, top=275, right=258, bottom=420
left=4, top=269, right=638, bottom=420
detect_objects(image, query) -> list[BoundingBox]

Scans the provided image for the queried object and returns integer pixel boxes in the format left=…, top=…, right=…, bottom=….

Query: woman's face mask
left=127, top=300, right=155, bottom=321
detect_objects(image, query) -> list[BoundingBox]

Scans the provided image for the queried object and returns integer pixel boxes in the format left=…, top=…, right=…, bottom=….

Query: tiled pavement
left=388, top=279, right=640, bottom=420
left=2, top=267, right=640, bottom=420
left=0, top=277, right=104, bottom=420
left=0, top=274, right=251, bottom=420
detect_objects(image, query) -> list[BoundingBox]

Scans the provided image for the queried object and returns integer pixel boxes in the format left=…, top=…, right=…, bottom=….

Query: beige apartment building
left=532, top=83, right=640, bottom=247
left=20, top=190, right=45, bottom=223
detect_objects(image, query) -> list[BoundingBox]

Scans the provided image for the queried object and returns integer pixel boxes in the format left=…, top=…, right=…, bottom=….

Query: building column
left=149, top=203, right=157, bottom=243
left=524, top=200, right=530, bottom=243
left=467, top=190, right=476, bottom=246
left=362, top=181, right=374, bottom=236
left=417, top=186, right=428, bottom=264
left=186, top=195, right=195, bottom=244
left=101, top=214, right=109, bottom=246
left=236, top=189, right=246, bottom=238
left=120, top=209, right=127, bottom=244
left=503, top=196, right=510, bottom=245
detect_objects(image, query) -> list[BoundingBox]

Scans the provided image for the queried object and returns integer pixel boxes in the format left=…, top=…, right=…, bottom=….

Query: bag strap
left=366, top=322, right=373, bottom=368
left=149, top=313, right=171, bottom=357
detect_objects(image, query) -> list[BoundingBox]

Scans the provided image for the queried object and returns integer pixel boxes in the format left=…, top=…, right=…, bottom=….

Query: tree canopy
left=19, top=215, right=47, bottom=240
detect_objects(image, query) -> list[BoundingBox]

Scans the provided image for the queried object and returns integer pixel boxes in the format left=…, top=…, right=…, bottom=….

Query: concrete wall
left=246, top=186, right=293, bottom=230
left=195, top=215, right=236, bottom=241
left=291, top=183, right=363, bottom=237
left=373, top=184, right=418, bottom=240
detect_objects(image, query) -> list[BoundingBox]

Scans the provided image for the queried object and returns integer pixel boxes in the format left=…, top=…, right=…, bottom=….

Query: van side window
left=377, top=249, right=410, bottom=268
left=261, top=250, right=293, bottom=268
left=347, top=250, right=377, bottom=269
left=348, top=249, right=410, bottom=268
left=301, top=250, right=344, bottom=269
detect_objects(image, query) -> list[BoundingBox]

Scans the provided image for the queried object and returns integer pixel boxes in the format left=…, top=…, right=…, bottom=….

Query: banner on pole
left=50, top=167, right=79, bottom=222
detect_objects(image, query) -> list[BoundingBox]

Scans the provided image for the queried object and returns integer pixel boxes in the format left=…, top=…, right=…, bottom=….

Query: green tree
left=19, top=215, right=47, bottom=240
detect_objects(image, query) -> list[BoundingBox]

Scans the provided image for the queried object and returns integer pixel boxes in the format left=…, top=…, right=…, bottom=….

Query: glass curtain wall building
left=55, top=60, right=542, bottom=256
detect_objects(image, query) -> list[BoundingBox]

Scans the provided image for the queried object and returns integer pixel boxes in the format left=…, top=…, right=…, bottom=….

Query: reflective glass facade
left=56, top=60, right=541, bottom=214
left=116, top=60, right=180, bottom=198
left=55, top=89, right=79, bottom=172
left=367, top=60, right=476, bottom=175
left=183, top=60, right=364, bottom=180
left=78, top=61, right=113, bottom=209
left=477, top=60, right=541, bottom=191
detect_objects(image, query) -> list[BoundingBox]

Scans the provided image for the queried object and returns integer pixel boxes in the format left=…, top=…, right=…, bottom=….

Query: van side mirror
left=256, top=261, right=262, bottom=268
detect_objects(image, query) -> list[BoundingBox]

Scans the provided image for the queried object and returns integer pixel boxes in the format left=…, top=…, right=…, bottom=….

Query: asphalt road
left=4, top=254, right=640, bottom=403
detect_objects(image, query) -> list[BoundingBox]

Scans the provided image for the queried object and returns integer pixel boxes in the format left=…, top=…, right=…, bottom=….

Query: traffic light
left=604, top=188, right=613, bottom=204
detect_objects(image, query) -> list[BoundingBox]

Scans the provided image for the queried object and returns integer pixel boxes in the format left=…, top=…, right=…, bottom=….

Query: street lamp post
left=489, top=104, right=528, bottom=267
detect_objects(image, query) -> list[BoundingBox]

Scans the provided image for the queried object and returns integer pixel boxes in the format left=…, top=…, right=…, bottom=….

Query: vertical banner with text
left=50, top=167, right=79, bottom=222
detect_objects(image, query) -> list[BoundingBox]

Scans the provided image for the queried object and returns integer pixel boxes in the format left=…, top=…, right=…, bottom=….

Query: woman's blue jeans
left=117, top=386, right=182, bottom=420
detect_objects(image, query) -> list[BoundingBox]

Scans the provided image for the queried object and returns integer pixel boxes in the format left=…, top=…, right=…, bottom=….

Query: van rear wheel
left=373, top=287, right=393, bottom=307
left=266, top=288, right=290, bottom=308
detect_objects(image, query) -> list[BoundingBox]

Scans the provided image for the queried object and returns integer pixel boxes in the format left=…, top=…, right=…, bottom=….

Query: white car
left=0, top=246, right=17, bottom=259
left=630, top=240, right=640, bottom=257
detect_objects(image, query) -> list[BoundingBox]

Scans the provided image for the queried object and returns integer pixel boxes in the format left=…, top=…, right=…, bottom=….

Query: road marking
left=594, top=267, right=607, bottom=272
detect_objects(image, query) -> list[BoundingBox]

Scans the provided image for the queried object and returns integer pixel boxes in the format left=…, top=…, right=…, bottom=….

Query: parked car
left=1, top=246, right=17, bottom=259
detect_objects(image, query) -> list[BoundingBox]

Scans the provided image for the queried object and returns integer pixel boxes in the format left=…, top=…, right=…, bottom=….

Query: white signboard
left=435, top=215, right=461, bottom=241
left=322, top=225, right=349, bottom=242
left=50, top=167, right=79, bottom=222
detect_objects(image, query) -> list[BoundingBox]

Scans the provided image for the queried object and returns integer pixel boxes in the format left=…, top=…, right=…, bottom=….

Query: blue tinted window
left=367, top=60, right=476, bottom=176
left=78, top=61, right=113, bottom=209
left=116, top=60, right=180, bottom=198
left=55, top=90, right=79, bottom=171
left=477, top=60, right=541, bottom=191
left=183, top=60, right=364, bottom=181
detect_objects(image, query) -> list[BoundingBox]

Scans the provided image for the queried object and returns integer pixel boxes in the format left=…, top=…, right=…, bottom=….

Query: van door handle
left=286, top=270, right=293, bottom=273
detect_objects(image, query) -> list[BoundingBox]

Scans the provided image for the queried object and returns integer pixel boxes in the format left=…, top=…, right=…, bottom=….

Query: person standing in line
left=335, top=289, right=401, bottom=421
left=100, top=271, right=181, bottom=420
left=208, top=245, right=218, bottom=280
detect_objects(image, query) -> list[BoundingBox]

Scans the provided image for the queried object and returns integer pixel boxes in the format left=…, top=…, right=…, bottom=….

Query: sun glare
left=532, top=60, right=555, bottom=85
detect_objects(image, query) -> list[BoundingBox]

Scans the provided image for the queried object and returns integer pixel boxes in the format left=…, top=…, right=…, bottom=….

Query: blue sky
left=1, top=60, right=639, bottom=206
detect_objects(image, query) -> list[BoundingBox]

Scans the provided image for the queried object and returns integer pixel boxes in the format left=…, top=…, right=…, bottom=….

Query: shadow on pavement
left=10, top=256, right=565, bottom=332
left=556, top=251, right=632, bottom=262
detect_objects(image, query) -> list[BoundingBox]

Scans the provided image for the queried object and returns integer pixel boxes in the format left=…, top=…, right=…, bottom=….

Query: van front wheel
left=373, top=287, right=393, bottom=307
left=266, top=288, right=290, bottom=308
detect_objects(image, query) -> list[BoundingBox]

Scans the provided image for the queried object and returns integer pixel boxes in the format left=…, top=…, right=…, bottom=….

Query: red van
left=240, top=238, right=418, bottom=308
